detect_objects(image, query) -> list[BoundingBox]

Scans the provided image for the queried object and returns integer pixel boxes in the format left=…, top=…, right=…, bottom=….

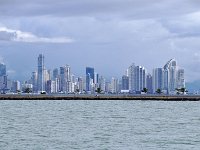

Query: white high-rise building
left=128, top=63, right=135, bottom=92
left=163, top=59, right=185, bottom=94
left=111, top=77, right=118, bottom=93
left=128, top=63, right=146, bottom=92
left=99, top=76, right=106, bottom=92
left=59, top=65, right=72, bottom=93
left=177, top=68, right=185, bottom=89
left=135, top=66, right=146, bottom=91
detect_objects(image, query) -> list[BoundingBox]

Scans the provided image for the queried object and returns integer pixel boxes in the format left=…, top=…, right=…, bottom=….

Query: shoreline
left=0, top=94, right=200, bottom=101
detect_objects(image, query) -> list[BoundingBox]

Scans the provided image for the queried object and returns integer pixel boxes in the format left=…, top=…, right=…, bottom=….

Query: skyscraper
left=163, top=59, right=178, bottom=94
left=146, top=73, right=153, bottom=94
left=152, top=68, right=163, bottom=93
left=0, top=63, right=6, bottom=77
left=31, top=71, right=37, bottom=93
left=59, top=65, right=71, bottom=93
left=135, top=66, right=146, bottom=92
left=0, top=63, right=7, bottom=93
left=99, top=76, right=106, bottom=92
left=60, top=66, right=67, bottom=92
left=111, top=77, right=118, bottom=93
left=37, top=54, right=45, bottom=92
left=128, top=63, right=146, bottom=92
left=53, top=68, right=59, bottom=80
left=128, top=63, right=135, bottom=92
left=122, top=75, right=129, bottom=90
left=177, top=68, right=185, bottom=89
left=86, top=67, right=94, bottom=92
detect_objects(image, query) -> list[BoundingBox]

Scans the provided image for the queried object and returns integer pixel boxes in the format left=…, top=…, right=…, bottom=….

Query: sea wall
left=0, top=94, right=200, bottom=101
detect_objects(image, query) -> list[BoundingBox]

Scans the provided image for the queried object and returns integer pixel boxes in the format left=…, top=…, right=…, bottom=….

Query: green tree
left=156, top=88, right=162, bottom=94
left=176, top=88, right=188, bottom=95
left=24, top=88, right=32, bottom=93
left=95, top=87, right=102, bottom=94
left=75, top=89, right=80, bottom=93
left=176, top=88, right=180, bottom=95
left=142, top=88, right=148, bottom=93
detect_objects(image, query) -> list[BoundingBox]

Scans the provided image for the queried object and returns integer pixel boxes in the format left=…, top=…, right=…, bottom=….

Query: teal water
left=0, top=100, right=200, bottom=150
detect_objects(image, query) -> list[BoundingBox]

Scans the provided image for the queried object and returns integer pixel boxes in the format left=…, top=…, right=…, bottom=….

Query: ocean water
left=0, top=100, right=200, bottom=150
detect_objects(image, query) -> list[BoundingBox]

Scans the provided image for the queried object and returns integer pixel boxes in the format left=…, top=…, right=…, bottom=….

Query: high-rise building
left=177, top=68, right=185, bottom=89
left=59, top=65, right=71, bottom=93
left=11, top=80, right=20, bottom=93
left=163, top=59, right=178, bottom=94
left=162, top=59, right=186, bottom=94
left=66, top=65, right=71, bottom=93
left=111, top=77, right=118, bottom=93
left=128, top=63, right=135, bottom=92
left=122, top=75, right=129, bottom=90
left=152, top=68, right=163, bottom=93
left=128, top=63, right=146, bottom=92
left=31, top=71, right=37, bottom=93
left=0, top=63, right=6, bottom=77
left=77, top=77, right=84, bottom=93
left=135, top=66, right=146, bottom=92
left=53, top=68, right=59, bottom=80
left=0, top=63, right=7, bottom=93
left=60, top=66, right=67, bottom=92
left=146, top=74, right=153, bottom=94
left=99, top=76, right=106, bottom=92
left=37, top=54, right=45, bottom=92
left=86, top=67, right=94, bottom=92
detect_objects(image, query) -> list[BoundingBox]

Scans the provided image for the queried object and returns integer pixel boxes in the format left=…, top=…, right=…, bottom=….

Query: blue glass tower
left=86, top=67, right=94, bottom=91
left=0, top=63, right=6, bottom=77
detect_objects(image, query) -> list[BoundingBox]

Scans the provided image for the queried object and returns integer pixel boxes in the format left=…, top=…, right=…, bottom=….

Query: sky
left=0, top=0, right=200, bottom=82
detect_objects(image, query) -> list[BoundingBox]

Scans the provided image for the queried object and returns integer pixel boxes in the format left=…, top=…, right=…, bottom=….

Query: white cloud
left=0, top=27, right=73, bottom=43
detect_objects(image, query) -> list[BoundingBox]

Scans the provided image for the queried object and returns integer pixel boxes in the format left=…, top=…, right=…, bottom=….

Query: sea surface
left=0, top=100, right=200, bottom=150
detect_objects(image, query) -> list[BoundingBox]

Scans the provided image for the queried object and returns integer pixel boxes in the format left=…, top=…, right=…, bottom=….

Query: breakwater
left=0, top=94, right=200, bottom=101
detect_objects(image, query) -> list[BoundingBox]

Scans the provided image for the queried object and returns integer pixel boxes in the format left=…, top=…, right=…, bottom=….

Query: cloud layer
left=0, top=0, right=200, bottom=82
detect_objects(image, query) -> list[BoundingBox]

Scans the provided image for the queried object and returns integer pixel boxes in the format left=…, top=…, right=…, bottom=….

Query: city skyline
left=0, top=1, right=200, bottom=82
left=0, top=54, right=186, bottom=94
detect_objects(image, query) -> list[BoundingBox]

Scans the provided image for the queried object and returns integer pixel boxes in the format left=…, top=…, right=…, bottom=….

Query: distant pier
left=0, top=94, right=200, bottom=101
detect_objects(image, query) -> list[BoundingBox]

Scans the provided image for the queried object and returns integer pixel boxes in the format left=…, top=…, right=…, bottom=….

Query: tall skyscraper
left=177, top=68, right=185, bottom=89
left=163, top=59, right=178, bottom=94
left=135, top=66, right=146, bottom=92
left=161, top=58, right=185, bottom=94
left=0, top=63, right=6, bottom=77
left=31, top=71, right=37, bottom=93
left=66, top=65, right=71, bottom=93
left=122, top=75, right=129, bottom=90
left=146, top=74, right=153, bottom=94
left=60, top=66, right=67, bottom=92
left=53, top=68, right=59, bottom=80
left=128, top=63, right=146, bottom=92
left=0, top=63, right=7, bottom=92
left=111, top=77, right=118, bottom=93
left=152, top=68, right=163, bottom=93
left=128, top=63, right=135, bottom=92
left=99, top=76, right=106, bottom=92
left=37, top=54, right=45, bottom=92
left=59, top=65, right=71, bottom=93
left=86, top=67, right=94, bottom=92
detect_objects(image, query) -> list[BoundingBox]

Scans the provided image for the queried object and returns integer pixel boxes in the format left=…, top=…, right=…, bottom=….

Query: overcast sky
left=0, top=0, right=200, bottom=82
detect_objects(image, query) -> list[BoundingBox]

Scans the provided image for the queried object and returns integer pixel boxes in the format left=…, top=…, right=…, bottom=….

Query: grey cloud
left=0, top=0, right=199, bottom=19
left=1, top=0, right=200, bottom=83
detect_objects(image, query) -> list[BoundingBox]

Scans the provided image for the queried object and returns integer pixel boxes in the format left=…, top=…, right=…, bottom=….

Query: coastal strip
left=0, top=95, right=200, bottom=101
